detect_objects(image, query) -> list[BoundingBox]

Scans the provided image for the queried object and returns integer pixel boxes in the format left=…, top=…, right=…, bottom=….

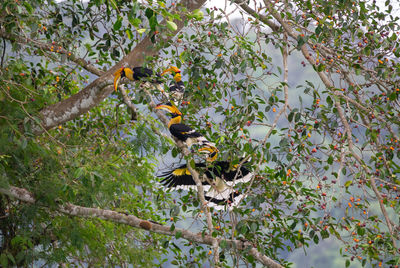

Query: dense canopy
left=1, top=0, right=399, bottom=267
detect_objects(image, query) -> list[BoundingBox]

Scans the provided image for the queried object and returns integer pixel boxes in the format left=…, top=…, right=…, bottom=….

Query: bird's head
left=161, top=66, right=181, bottom=82
left=113, top=67, right=134, bottom=91
left=198, top=146, right=219, bottom=162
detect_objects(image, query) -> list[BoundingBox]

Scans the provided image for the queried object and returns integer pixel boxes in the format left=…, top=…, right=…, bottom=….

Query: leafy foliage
left=1, top=0, right=400, bottom=267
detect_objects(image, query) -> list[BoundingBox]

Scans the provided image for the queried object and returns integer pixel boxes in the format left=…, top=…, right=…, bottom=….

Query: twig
left=119, top=85, right=138, bottom=120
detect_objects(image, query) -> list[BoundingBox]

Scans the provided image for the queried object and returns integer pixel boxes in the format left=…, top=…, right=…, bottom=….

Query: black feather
left=125, top=67, right=162, bottom=83
left=204, top=191, right=242, bottom=205
left=169, top=124, right=203, bottom=142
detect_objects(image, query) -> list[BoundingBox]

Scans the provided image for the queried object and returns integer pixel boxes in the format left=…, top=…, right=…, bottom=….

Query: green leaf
left=297, top=35, right=306, bottom=48
left=149, top=16, right=157, bottom=31
left=315, top=26, right=322, bottom=35
left=288, top=111, right=295, bottom=122
left=23, top=2, right=34, bottom=14
left=166, top=21, right=178, bottom=31
left=126, top=29, right=133, bottom=40
left=192, top=9, right=204, bottom=21
left=344, top=180, right=352, bottom=188
left=162, top=240, right=170, bottom=248
left=145, top=8, right=154, bottom=19
left=320, top=229, right=329, bottom=239
left=190, top=159, right=196, bottom=169
left=137, top=28, right=146, bottom=34
left=114, top=16, right=123, bottom=31
left=294, top=112, right=301, bottom=122
left=129, top=18, right=141, bottom=28
left=250, top=222, right=258, bottom=232
left=313, top=234, right=319, bottom=244
left=389, top=92, right=397, bottom=101
left=109, top=0, right=118, bottom=10
left=74, top=167, right=84, bottom=178
left=175, top=231, right=182, bottom=239
left=357, top=226, right=365, bottom=236
left=171, top=205, right=180, bottom=217
left=0, top=254, right=8, bottom=268
left=220, top=240, right=227, bottom=249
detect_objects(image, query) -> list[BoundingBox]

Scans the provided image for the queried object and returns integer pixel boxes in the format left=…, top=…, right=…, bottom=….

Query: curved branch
left=0, top=185, right=283, bottom=268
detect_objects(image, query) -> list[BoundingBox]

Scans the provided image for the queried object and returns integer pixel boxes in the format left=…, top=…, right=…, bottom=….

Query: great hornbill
left=113, top=66, right=170, bottom=102
left=155, top=103, right=218, bottom=162
left=160, top=66, right=185, bottom=101
left=159, top=161, right=252, bottom=210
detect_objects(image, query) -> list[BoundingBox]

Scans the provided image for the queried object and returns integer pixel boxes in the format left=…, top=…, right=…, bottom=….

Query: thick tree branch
left=0, top=185, right=283, bottom=268
left=29, top=0, right=207, bottom=134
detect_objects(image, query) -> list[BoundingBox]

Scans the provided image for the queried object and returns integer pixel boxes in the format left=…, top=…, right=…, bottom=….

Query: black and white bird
left=155, top=103, right=218, bottom=162
left=113, top=67, right=161, bottom=90
left=160, top=66, right=185, bottom=102
left=159, top=161, right=252, bottom=210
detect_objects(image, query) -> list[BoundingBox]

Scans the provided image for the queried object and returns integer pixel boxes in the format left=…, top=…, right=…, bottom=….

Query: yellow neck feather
left=174, top=73, right=182, bottom=82
left=168, top=115, right=182, bottom=127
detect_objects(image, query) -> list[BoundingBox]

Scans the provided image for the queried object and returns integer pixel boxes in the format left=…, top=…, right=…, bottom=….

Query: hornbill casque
left=159, top=161, right=252, bottom=210
left=155, top=103, right=218, bottom=162
left=160, top=66, right=185, bottom=101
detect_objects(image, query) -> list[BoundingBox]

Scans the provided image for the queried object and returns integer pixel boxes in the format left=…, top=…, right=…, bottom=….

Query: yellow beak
left=198, top=146, right=219, bottom=162
left=113, top=67, right=124, bottom=91
left=155, top=104, right=181, bottom=115
left=161, top=66, right=181, bottom=76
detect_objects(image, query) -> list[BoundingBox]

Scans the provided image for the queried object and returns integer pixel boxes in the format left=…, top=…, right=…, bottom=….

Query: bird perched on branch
left=113, top=66, right=170, bottom=101
left=155, top=103, right=218, bottom=161
left=160, top=66, right=185, bottom=101
left=159, top=161, right=252, bottom=210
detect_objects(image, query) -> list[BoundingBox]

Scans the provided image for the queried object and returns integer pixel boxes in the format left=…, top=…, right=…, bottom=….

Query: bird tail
left=204, top=190, right=245, bottom=210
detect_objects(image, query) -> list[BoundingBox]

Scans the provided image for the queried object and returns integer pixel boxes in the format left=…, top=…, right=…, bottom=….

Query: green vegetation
left=0, top=0, right=399, bottom=267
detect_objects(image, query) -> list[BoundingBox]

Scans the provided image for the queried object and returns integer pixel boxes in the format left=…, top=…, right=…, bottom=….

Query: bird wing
left=159, top=163, right=209, bottom=191
left=204, top=191, right=244, bottom=210
left=223, top=165, right=253, bottom=186
left=159, top=162, right=250, bottom=210
left=131, top=67, right=162, bottom=83
left=169, top=124, right=203, bottom=141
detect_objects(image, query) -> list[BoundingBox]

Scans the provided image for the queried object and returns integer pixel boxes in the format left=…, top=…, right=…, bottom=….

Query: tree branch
left=119, top=85, right=138, bottom=121
left=234, top=0, right=280, bottom=32
left=30, top=0, right=207, bottom=134
left=0, top=29, right=103, bottom=76
left=262, top=0, right=398, bottom=251
left=0, top=185, right=283, bottom=268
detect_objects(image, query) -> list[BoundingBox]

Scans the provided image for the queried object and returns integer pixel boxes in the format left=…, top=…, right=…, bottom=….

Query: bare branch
left=0, top=185, right=283, bottom=268
left=0, top=29, right=103, bottom=76
left=119, top=85, right=138, bottom=121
